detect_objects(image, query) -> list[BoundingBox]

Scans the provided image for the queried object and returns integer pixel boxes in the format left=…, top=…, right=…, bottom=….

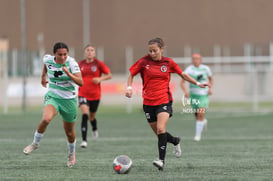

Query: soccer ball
left=113, top=155, right=132, bottom=174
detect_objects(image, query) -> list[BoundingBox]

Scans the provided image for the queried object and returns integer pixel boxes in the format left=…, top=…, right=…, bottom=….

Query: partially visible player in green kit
left=23, top=42, right=83, bottom=168
left=181, top=53, right=213, bottom=141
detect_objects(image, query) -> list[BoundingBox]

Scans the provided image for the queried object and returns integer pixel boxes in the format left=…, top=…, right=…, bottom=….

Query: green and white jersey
left=184, top=64, right=212, bottom=95
left=43, top=54, right=81, bottom=99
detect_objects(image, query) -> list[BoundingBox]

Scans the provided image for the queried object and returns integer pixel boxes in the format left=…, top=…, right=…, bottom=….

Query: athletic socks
left=33, top=130, right=44, bottom=144
left=90, top=118, right=97, bottom=131
left=81, top=114, right=88, bottom=141
left=67, top=140, right=76, bottom=154
left=195, top=120, right=205, bottom=137
left=158, top=133, right=167, bottom=161
left=166, top=132, right=180, bottom=145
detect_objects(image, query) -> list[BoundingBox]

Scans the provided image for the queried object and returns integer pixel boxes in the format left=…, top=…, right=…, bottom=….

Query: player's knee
left=157, top=128, right=165, bottom=135
left=65, top=130, right=74, bottom=139
left=41, top=118, right=51, bottom=126
left=89, top=113, right=96, bottom=121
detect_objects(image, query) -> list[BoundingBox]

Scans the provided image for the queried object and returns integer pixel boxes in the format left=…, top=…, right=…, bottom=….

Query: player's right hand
left=125, top=89, right=132, bottom=98
left=41, top=79, right=48, bottom=88
left=184, top=92, right=190, bottom=98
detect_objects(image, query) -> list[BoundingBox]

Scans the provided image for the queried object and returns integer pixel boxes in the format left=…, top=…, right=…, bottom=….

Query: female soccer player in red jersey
left=78, top=45, right=112, bottom=148
left=125, top=38, right=209, bottom=170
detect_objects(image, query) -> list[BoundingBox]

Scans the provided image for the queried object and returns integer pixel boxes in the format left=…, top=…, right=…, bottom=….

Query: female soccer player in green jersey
left=181, top=53, right=213, bottom=141
left=23, top=42, right=83, bottom=168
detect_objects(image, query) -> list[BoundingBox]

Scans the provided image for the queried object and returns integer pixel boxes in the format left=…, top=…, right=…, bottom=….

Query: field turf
left=0, top=105, right=273, bottom=181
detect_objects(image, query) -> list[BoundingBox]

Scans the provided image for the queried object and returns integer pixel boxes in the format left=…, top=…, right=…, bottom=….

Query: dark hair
left=148, top=37, right=165, bottom=48
left=53, top=42, right=69, bottom=53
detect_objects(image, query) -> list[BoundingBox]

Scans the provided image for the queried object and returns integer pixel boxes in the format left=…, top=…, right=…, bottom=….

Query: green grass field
left=0, top=105, right=273, bottom=181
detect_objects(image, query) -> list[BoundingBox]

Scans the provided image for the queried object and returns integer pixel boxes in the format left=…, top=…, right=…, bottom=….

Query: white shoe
left=80, top=141, right=87, bottom=148
left=92, top=130, right=99, bottom=140
left=67, top=152, right=75, bottom=168
left=153, top=159, right=164, bottom=171
left=194, top=135, right=201, bottom=141
left=173, top=137, right=182, bottom=158
left=23, top=143, right=39, bottom=155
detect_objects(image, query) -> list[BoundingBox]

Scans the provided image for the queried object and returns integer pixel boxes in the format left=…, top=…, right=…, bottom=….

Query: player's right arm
left=125, top=58, right=143, bottom=98
left=41, top=64, right=48, bottom=88
left=125, top=73, right=134, bottom=98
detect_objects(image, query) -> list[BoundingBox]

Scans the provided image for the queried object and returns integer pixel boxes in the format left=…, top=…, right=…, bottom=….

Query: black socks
left=166, top=132, right=180, bottom=145
left=81, top=114, right=88, bottom=141
left=158, top=133, right=167, bottom=161
left=91, top=118, right=97, bottom=131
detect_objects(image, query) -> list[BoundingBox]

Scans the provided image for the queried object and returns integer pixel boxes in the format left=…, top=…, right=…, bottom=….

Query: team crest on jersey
left=161, top=65, right=167, bottom=72
left=91, top=65, right=97, bottom=72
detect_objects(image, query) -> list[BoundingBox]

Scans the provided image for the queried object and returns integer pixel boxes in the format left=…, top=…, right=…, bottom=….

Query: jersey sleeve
left=42, top=54, right=52, bottom=64
left=69, top=58, right=81, bottom=74
left=129, top=59, right=143, bottom=76
left=99, top=61, right=111, bottom=74
left=206, top=66, right=213, bottom=77
left=184, top=66, right=191, bottom=74
left=169, top=59, right=183, bottom=74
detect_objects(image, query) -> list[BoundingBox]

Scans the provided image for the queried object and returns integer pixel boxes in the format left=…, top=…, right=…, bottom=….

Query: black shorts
left=78, top=96, right=100, bottom=112
left=143, top=102, right=173, bottom=123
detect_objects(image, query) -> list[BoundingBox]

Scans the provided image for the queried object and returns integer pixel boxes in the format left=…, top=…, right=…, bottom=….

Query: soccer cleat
left=80, top=141, right=87, bottom=148
left=194, top=135, right=201, bottom=141
left=23, top=143, right=39, bottom=155
left=91, top=130, right=99, bottom=140
left=173, top=137, right=182, bottom=158
left=153, top=159, right=164, bottom=171
left=67, top=152, right=75, bottom=168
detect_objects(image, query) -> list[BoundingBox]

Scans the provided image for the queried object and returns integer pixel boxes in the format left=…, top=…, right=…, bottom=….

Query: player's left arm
left=92, top=62, right=112, bottom=84
left=180, top=72, right=210, bottom=88
left=62, top=66, right=83, bottom=86
left=92, top=73, right=112, bottom=84
left=206, top=66, right=213, bottom=94
left=208, top=76, right=213, bottom=95
left=170, top=59, right=210, bottom=88
left=62, top=60, right=83, bottom=86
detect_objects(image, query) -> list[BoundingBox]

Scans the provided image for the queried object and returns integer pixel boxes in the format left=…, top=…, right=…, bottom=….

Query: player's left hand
left=199, top=83, right=210, bottom=88
left=92, top=77, right=101, bottom=84
left=208, top=88, right=213, bottom=95
left=62, top=66, right=70, bottom=75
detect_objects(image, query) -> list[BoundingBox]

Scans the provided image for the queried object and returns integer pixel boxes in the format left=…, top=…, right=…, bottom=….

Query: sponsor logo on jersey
left=160, top=65, right=167, bottom=72
left=74, top=66, right=80, bottom=71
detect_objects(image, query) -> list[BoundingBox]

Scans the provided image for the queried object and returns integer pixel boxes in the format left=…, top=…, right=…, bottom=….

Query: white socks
left=33, top=130, right=44, bottom=144
left=195, top=120, right=205, bottom=137
left=67, top=140, right=76, bottom=154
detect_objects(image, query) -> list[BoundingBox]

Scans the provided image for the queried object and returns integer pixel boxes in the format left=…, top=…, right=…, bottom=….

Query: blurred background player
left=181, top=53, right=213, bottom=141
left=125, top=38, right=209, bottom=170
left=78, top=44, right=112, bottom=148
left=23, top=42, right=83, bottom=168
